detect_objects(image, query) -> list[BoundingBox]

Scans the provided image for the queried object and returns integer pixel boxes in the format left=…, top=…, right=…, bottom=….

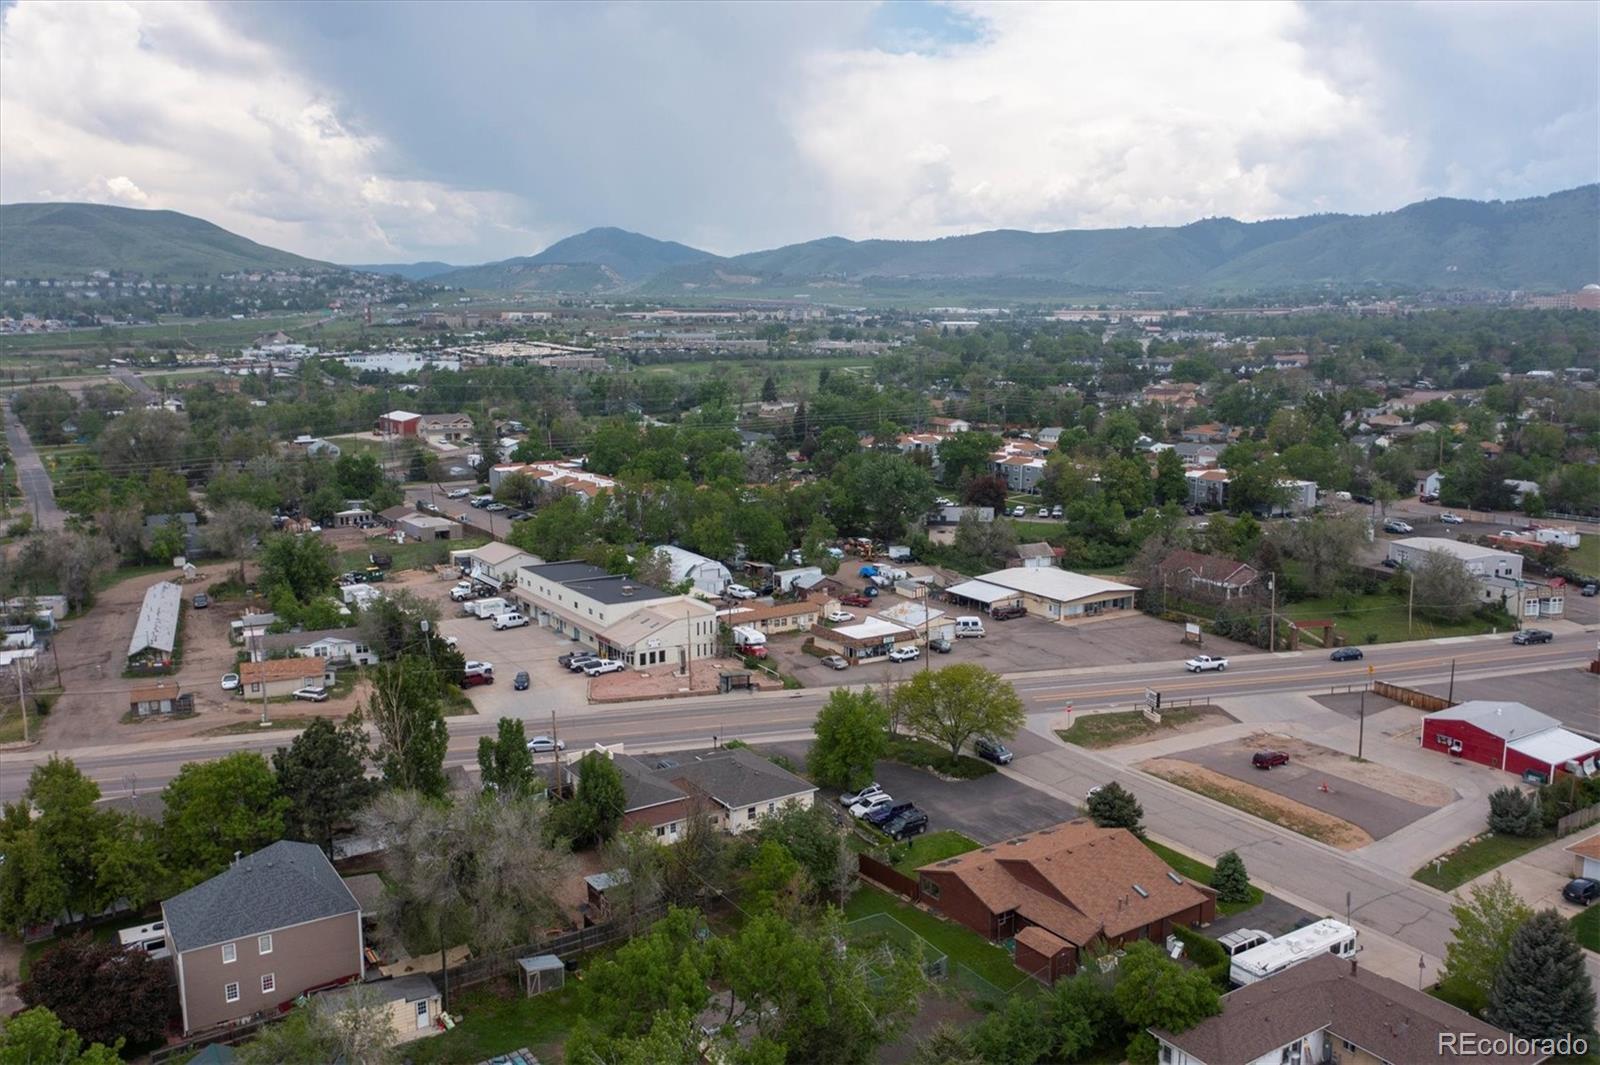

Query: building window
left=261, top=973, right=275, bottom=994
left=221, top=943, right=236, bottom=964
left=258, top=933, right=272, bottom=955
left=224, top=982, right=240, bottom=1004
left=919, top=877, right=940, bottom=900
left=1342, top=1041, right=1357, bottom=1052
left=655, top=826, right=665, bottom=838
left=747, top=806, right=756, bottom=817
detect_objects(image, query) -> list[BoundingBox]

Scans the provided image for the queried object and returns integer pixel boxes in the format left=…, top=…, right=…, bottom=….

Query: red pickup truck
left=840, top=594, right=873, bottom=607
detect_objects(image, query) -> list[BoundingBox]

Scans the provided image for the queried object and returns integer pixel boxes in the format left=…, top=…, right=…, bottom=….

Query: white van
left=955, top=617, right=986, bottom=638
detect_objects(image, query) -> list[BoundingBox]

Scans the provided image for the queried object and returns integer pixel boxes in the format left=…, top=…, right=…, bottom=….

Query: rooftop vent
left=1167, top=872, right=1183, bottom=884
left=1132, top=884, right=1149, bottom=898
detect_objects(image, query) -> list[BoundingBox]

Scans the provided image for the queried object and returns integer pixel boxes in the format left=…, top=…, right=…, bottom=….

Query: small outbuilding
left=517, top=953, right=566, bottom=997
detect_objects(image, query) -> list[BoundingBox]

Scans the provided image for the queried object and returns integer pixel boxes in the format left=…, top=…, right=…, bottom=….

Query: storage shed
left=517, top=953, right=566, bottom=996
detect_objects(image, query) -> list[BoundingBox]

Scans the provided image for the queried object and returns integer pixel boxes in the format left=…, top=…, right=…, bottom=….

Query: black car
left=1352, top=493, right=1375, bottom=504
left=557, top=652, right=588, bottom=668
left=513, top=671, right=530, bottom=691
left=1329, top=647, right=1364, bottom=662
left=974, top=737, right=1014, bottom=764
left=191, top=593, right=210, bottom=609
left=1563, top=878, right=1600, bottom=906
left=884, top=809, right=929, bottom=841
left=928, top=637, right=953, bottom=653
left=1512, top=629, right=1553, bottom=645
left=866, top=801, right=915, bottom=828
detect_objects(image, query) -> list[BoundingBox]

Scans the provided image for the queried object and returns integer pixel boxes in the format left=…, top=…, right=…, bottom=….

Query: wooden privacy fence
left=1557, top=804, right=1600, bottom=838
left=1373, top=681, right=1455, bottom=713
left=858, top=854, right=921, bottom=903
left=445, top=904, right=667, bottom=991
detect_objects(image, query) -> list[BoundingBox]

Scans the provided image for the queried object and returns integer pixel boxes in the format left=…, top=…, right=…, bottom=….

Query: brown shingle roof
left=1154, top=953, right=1543, bottom=1064
left=1014, top=925, right=1072, bottom=958
left=239, top=657, right=327, bottom=684
left=1157, top=549, right=1259, bottom=588
left=1566, top=833, right=1600, bottom=861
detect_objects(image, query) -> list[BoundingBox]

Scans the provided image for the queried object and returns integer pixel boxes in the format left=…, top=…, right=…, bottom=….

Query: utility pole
left=254, top=632, right=270, bottom=728
left=1407, top=571, right=1415, bottom=636
left=1357, top=686, right=1366, bottom=761
left=16, top=662, right=27, bottom=744
left=1268, top=573, right=1277, bottom=653
left=1447, top=658, right=1456, bottom=704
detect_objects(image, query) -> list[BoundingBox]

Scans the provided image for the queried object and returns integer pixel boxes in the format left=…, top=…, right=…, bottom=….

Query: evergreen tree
left=1210, top=851, right=1252, bottom=904
left=273, top=715, right=375, bottom=853
left=1487, top=910, right=1596, bottom=1041
left=1086, top=782, right=1144, bottom=836
left=761, top=375, right=779, bottom=403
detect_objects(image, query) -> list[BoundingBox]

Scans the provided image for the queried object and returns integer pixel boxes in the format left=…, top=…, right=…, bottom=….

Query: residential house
left=162, top=841, right=364, bottom=1034
left=928, top=416, right=970, bottom=433
left=917, top=821, right=1215, bottom=985
left=1140, top=383, right=1201, bottom=411
left=1416, top=470, right=1443, bottom=497
left=1155, top=550, right=1262, bottom=601
left=1153, top=953, right=1543, bottom=1065
left=1567, top=834, right=1600, bottom=881
left=570, top=746, right=817, bottom=843
left=145, top=513, right=203, bottom=558
left=1172, top=442, right=1223, bottom=466
left=332, top=506, right=373, bottom=529
left=127, top=581, right=183, bottom=670
left=990, top=439, right=1051, bottom=493
left=291, top=435, right=341, bottom=459
left=237, top=657, right=331, bottom=699
left=651, top=544, right=733, bottom=597
left=1421, top=700, right=1600, bottom=782
left=1037, top=427, right=1065, bottom=446
left=945, top=568, right=1138, bottom=621
left=319, top=975, right=440, bottom=1045
left=259, top=628, right=377, bottom=667
left=129, top=680, right=191, bottom=718
left=417, top=412, right=473, bottom=444
left=376, top=504, right=414, bottom=529
left=1270, top=350, right=1311, bottom=370
left=1180, top=423, right=1237, bottom=444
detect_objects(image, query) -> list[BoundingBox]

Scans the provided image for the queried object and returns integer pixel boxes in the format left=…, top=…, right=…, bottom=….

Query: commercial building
left=1152, top=953, right=1542, bottom=1065
left=375, top=410, right=422, bottom=437
left=417, top=412, right=473, bottom=443
left=916, top=821, right=1215, bottom=985
left=719, top=599, right=822, bottom=635
left=650, top=544, right=733, bottom=597
left=452, top=542, right=541, bottom=589
left=393, top=514, right=461, bottom=542
left=162, top=841, right=364, bottom=1034
left=514, top=561, right=718, bottom=666
left=1421, top=700, right=1600, bottom=783
left=127, top=580, right=183, bottom=670
left=948, top=568, right=1138, bottom=621
left=1386, top=537, right=1522, bottom=581
left=809, top=617, right=918, bottom=664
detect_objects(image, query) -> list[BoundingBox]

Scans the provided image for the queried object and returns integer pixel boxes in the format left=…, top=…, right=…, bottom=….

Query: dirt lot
left=1145, top=731, right=1450, bottom=846
left=770, top=609, right=1263, bottom=688
left=1140, top=758, right=1375, bottom=850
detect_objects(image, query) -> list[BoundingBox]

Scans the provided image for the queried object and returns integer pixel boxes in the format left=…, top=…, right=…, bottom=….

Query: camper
left=1228, top=919, right=1358, bottom=987
left=464, top=597, right=509, bottom=619
left=955, top=617, right=986, bottom=638
left=732, top=625, right=768, bottom=659
left=118, top=920, right=170, bottom=960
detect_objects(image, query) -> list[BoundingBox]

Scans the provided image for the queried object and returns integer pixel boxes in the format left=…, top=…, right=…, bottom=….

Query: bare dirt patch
left=1235, top=731, right=1454, bottom=807
left=1140, top=757, right=1375, bottom=850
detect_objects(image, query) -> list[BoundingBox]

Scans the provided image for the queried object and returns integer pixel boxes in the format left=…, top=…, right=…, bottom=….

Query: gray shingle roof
left=162, top=840, right=359, bottom=953
left=666, top=747, right=814, bottom=809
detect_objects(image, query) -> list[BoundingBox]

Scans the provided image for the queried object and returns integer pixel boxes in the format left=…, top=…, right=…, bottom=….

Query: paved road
left=2, top=403, right=64, bottom=529
left=111, top=368, right=157, bottom=402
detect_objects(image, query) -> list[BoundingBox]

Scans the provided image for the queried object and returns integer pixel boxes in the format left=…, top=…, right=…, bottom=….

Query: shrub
left=1487, top=787, right=1542, bottom=838
left=1211, top=850, right=1252, bottom=904
left=1172, top=926, right=1229, bottom=989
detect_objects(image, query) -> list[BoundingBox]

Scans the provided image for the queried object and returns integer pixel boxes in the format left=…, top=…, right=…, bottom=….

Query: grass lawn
left=1059, top=706, right=1226, bottom=749
left=884, top=830, right=980, bottom=877
left=408, top=979, right=580, bottom=1064
left=1412, top=832, right=1555, bottom=892
left=95, top=562, right=177, bottom=592
left=1143, top=839, right=1264, bottom=917
left=844, top=885, right=1027, bottom=993
left=0, top=702, right=42, bottom=743
left=1570, top=904, right=1599, bottom=952
left=339, top=535, right=486, bottom=574
left=885, top=736, right=995, bottom=780
left=1569, top=536, right=1600, bottom=577
left=1285, top=592, right=1499, bottom=645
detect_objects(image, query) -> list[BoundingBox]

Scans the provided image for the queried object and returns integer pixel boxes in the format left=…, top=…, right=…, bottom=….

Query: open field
left=1412, top=832, right=1556, bottom=891
left=0, top=313, right=335, bottom=357
left=1058, top=705, right=1234, bottom=749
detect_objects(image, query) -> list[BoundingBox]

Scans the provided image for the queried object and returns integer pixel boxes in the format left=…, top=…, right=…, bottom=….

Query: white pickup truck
left=1185, top=654, right=1229, bottom=673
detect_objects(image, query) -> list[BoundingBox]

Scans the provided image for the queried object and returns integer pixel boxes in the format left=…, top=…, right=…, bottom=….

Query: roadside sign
left=1145, top=688, right=1159, bottom=711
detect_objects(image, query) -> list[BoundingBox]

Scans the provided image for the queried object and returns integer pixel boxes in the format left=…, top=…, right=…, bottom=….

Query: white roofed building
left=947, top=569, right=1139, bottom=622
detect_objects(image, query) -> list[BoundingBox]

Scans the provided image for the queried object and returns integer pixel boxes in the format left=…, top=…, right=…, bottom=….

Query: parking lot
left=770, top=610, right=1261, bottom=687
left=1417, top=667, right=1600, bottom=735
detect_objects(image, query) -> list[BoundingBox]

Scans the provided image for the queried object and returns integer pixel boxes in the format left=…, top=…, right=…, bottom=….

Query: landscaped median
left=1057, top=704, right=1234, bottom=749
left=884, top=735, right=995, bottom=779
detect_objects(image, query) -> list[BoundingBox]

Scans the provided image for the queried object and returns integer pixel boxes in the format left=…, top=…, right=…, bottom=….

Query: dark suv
left=1563, top=878, right=1600, bottom=906
left=1252, top=750, right=1290, bottom=770
left=884, top=809, right=929, bottom=841
left=866, top=801, right=915, bottom=828
left=974, top=737, right=1014, bottom=765
left=1512, top=629, right=1553, bottom=645
left=990, top=604, right=1027, bottom=621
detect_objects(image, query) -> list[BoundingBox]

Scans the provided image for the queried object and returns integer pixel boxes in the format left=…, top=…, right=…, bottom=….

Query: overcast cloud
left=1, top=0, right=1594, bottom=264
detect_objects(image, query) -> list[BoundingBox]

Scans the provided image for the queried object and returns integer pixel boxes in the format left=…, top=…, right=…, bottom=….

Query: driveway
left=4, top=404, right=64, bottom=529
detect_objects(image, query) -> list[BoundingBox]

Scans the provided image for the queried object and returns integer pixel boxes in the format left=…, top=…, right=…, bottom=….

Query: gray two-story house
left=162, top=841, right=365, bottom=1034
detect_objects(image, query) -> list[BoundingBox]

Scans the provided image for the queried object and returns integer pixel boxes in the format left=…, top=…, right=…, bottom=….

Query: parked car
left=839, top=783, right=883, bottom=806
left=565, top=655, right=601, bottom=672
left=825, top=610, right=855, bottom=623
left=928, top=637, right=953, bottom=653
left=526, top=735, right=566, bottom=754
left=888, top=646, right=920, bottom=662
left=884, top=809, right=929, bottom=840
left=465, top=661, right=494, bottom=677
left=292, top=687, right=329, bottom=702
left=1380, top=558, right=1400, bottom=568
left=1512, top=629, right=1553, bottom=645
left=974, top=737, right=1013, bottom=764
left=220, top=673, right=240, bottom=691
left=1051, top=504, right=1063, bottom=518
left=1329, top=647, right=1364, bottom=662
left=1562, top=878, right=1600, bottom=905
left=840, top=594, right=873, bottom=607
left=557, top=652, right=590, bottom=668
left=1438, top=512, right=1464, bottom=524
left=725, top=584, right=757, bottom=600
left=1185, top=655, right=1229, bottom=672
left=1352, top=493, right=1375, bottom=505
left=1582, top=583, right=1598, bottom=597
left=989, top=603, right=1027, bottom=621
left=446, top=488, right=471, bottom=499
left=492, top=611, right=529, bottom=630
left=1011, top=505, right=1026, bottom=517
left=1383, top=520, right=1414, bottom=534
left=865, top=801, right=915, bottom=827
left=191, top=593, right=210, bottom=609
left=461, top=671, right=494, bottom=688
left=1251, top=750, right=1290, bottom=769
left=513, top=671, right=530, bottom=691
left=820, top=655, right=849, bottom=670
left=1037, top=506, right=1050, bottom=518
left=850, top=793, right=895, bottom=819
left=583, top=659, right=624, bottom=676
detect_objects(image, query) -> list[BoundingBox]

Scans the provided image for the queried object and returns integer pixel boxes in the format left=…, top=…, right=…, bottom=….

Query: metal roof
left=127, top=581, right=183, bottom=658
left=973, top=567, right=1138, bottom=603
left=1426, top=700, right=1557, bottom=742
left=944, top=579, right=1017, bottom=604
left=161, top=840, right=359, bottom=953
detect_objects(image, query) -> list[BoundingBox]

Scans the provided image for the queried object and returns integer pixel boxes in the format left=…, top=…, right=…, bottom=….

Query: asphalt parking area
left=437, top=613, right=590, bottom=714
left=1418, top=667, right=1599, bottom=735
left=1168, top=739, right=1436, bottom=840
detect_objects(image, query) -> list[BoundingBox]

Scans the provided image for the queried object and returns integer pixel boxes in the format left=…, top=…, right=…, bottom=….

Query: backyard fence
left=1557, top=804, right=1600, bottom=837
left=1373, top=681, right=1455, bottom=712
left=857, top=854, right=921, bottom=902
left=444, top=904, right=668, bottom=992
left=845, top=911, right=947, bottom=979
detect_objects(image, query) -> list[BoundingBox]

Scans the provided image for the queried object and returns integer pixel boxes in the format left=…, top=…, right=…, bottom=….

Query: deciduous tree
left=0, top=1007, right=123, bottom=1065
left=1412, top=549, right=1481, bottom=623
left=161, top=752, right=288, bottom=886
left=1440, top=873, right=1533, bottom=1015
left=1113, top=940, right=1221, bottom=1063
left=807, top=687, right=889, bottom=790
left=477, top=716, right=537, bottom=797
left=201, top=501, right=272, bottom=584
left=363, top=657, right=449, bottom=798
left=20, top=936, right=169, bottom=1050
left=889, top=664, right=1025, bottom=762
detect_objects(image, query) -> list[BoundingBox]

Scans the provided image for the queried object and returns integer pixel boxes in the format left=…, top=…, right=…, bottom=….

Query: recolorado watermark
left=1439, top=1032, right=1589, bottom=1056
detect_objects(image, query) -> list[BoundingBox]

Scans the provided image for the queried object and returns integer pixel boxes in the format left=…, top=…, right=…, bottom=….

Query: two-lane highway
left=2, top=403, right=65, bottom=529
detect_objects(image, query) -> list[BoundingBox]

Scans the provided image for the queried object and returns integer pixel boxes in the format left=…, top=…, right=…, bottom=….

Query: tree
left=1486, top=786, right=1542, bottom=837
left=12, top=758, right=101, bottom=918
left=1440, top=873, right=1534, bottom=1015
left=1045, top=973, right=1118, bottom=1060
left=954, top=509, right=1018, bottom=568
left=910, top=1024, right=983, bottom=1065
left=1153, top=448, right=1187, bottom=506
left=838, top=452, right=936, bottom=541
left=1412, top=549, right=1480, bottom=623
left=743, top=839, right=807, bottom=919
left=202, top=501, right=272, bottom=584
left=551, top=751, right=628, bottom=847
left=969, top=994, right=1053, bottom=1065
left=598, top=827, right=667, bottom=935
left=633, top=547, right=675, bottom=590
left=363, top=657, right=449, bottom=798
left=962, top=473, right=1010, bottom=511
left=20, top=936, right=169, bottom=1049
left=257, top=532, right=337, bottom=605
left=934, top=431, right=1003, bottom=487
left=239, top=985, right=398, bottom=1065
left=1112, top=940, right=1221, bottom=1063
left=1086, top=781, right=1144, bottom=836
left=40, top=533, right=115, bottom=611
left=888, top=664, right=1025, bottom=762
left=1487, top=909, right=1597, bottom=1041
left=273, top=715, right=375, bottom=853
left=761, top=375, right=779, bottom=402
left=0, top=1007, right=123, bottom=1065
left=753, top=802, right=855, bottom=906
left=807, top=687, right=889, bottom=790
left=1286, top=510, right=1368, bottom=596
left=1210, top=851, right=1252, bottom=904
left=162, top=753, right=289, bottom=886
left=89, top=811, right=168, bottom=916
left=477, top=716, right=537, bottom=797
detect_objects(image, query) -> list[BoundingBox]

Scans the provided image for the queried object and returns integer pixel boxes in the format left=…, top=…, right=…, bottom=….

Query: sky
left=1, top=0, right=1596, bottom=265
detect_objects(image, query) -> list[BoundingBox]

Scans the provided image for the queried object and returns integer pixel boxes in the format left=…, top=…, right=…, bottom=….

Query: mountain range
left=3, top=186, right=1596, bottom=298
